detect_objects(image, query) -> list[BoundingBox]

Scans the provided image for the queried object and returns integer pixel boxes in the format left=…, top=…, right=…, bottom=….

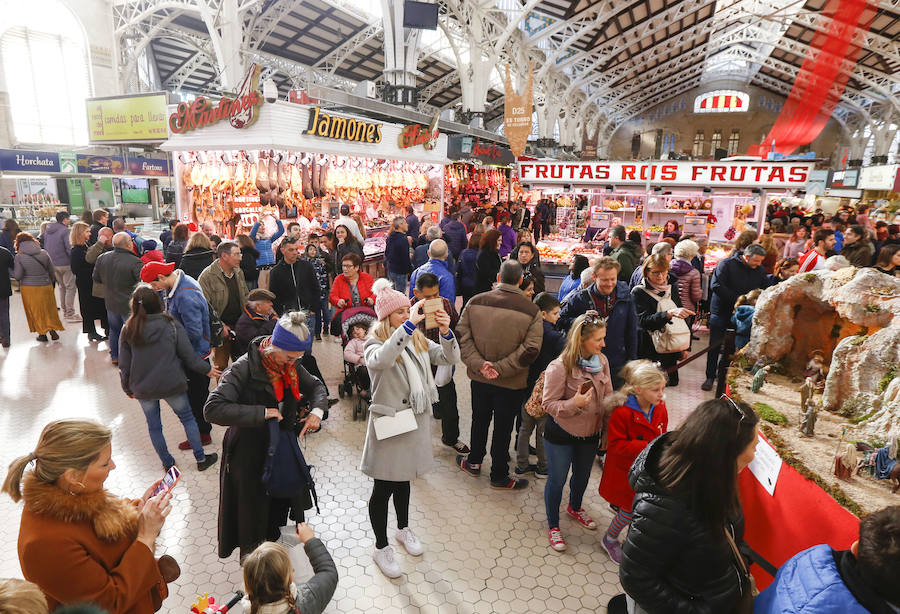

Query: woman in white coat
left=360, top=278, right=460, bottom=579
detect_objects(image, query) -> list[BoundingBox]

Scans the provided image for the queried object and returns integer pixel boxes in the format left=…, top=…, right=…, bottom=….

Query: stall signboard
left=67, top=179, right=85, bottom=214
left=447, top=135, right=515, bottom=166
left=86, top=93, right=168, bottom=143
left=169, top=64, right=263, bottom=134
left=829, top=169, right=858, bottom=188
left=77, top=155, right=125, bottom=175
left=0, top=149, right=60, bottom=173
left=59, top=151, right=77, bottom=173
left=858, top=165, right=899, bottom=191
left=518, top=161, right=814, bottom=189
left=399, top=113, right=440, bottom=150
left=503, top=61, right=534, bottom=159
left=126, top=156, right=170, bottom=177
left=233, top=196, right=263, bottom=227
left=304, top=107, right=383, bottom=143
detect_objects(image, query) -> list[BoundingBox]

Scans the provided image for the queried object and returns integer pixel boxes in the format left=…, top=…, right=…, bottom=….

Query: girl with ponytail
left=119, top=285, right=220, bottom=472
left=597, top=360, right=668, bottom=565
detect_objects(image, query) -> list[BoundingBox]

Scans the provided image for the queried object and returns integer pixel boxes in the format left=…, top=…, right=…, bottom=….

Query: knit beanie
left=373, top=277, right=409, bottom=321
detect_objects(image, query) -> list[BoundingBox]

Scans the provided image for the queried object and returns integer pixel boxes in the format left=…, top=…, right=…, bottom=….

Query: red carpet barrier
left=738, top=434, right=860, bottom=590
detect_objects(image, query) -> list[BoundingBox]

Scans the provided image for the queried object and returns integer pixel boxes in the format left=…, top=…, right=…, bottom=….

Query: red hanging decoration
left=748, top=0, right=877, bottom=156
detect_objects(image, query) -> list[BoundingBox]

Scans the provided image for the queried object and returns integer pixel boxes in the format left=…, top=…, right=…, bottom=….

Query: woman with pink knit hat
left=360, top=278, right=460, bottom=579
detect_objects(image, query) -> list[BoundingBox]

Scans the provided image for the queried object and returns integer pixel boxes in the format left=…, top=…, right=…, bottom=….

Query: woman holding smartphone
left=541, top=314, right=613, bottom=553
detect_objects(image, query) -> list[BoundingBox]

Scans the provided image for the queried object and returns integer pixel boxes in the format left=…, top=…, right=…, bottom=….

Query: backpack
left=524, top=371, right=547, bottom=418
left=262, top=419, right=319, bottom=510
left=641, top=286, right=690, bottom=353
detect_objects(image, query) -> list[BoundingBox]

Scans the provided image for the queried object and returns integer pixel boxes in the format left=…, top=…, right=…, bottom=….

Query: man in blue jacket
left=755, top=505, right=900, bottom=614
left=558, top=257, right=637, bottom=389
left=384, top=216, right=412, bottom=292
left=703, top=243, right=770, bottom=390
left=409, top=239, right=455, bottom=303
left=142, top=260, right=215, bottom=448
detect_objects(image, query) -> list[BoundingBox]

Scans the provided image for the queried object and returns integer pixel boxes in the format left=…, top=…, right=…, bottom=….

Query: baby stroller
left=338, top=305, right=378, bottom=421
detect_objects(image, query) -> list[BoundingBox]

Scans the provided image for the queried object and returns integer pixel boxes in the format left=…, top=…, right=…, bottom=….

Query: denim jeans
left=543, top=438, right=597, bottom=528
left=138, top=393, right=205, bottom=467
left=107, top=310, right=126, bottom=361
left=388, top=272, right=407, bottom=293
left=0, top=297, right=9, bottom=343
left=468, top=381, right=525, bottom=482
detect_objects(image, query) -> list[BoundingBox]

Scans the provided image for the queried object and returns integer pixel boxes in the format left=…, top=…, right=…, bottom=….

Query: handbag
left=725, top=524, right=757, bottom=614
left=643, top=287, right=691, bottom=353
left=372, top=406, right=418, bottom=440
left=524, top=371, right=547, bottom=418
left=261, top=418, right=319, bottom=511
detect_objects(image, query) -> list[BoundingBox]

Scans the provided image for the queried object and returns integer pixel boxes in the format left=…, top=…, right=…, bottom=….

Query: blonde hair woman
left=598, top=360, right=669, bottom=564
left=361, top=278, right=460, bottom=578
left=2, top=419, right=174, bottom=613
left=178, top=230, right=214, bottom=280
left=13, top=232, right=63, bottom=342
left=541, top=314, right=613, bottom=552
left=70, top=221, right=108, bottom=342
left=240, top=523, right=337, bottom=614
left=0, top=578, right=48, bottom=614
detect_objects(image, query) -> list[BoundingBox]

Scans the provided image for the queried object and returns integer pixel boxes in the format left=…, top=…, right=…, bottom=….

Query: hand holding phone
left=579, top=381, right=593, bottom=395
left=151, top=466, right=182, bottom=497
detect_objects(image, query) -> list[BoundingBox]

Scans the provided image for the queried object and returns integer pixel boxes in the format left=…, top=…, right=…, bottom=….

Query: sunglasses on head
left=720, top=393, right=750, bottom=430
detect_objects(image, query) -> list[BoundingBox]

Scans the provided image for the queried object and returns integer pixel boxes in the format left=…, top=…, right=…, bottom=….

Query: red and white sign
left=518, top=161, right=814, bottom=189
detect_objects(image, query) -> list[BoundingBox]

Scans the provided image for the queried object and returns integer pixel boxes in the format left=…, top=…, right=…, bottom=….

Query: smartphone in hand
left=151, top=466, right=182, bottom=497
left=579, top=381, right=593, bottom=395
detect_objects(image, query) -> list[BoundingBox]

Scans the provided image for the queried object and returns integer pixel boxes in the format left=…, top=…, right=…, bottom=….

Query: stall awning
left=160, top=101, right=450, bottom=165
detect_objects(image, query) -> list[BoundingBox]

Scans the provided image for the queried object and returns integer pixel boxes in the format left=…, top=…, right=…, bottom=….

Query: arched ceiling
left=115, top=0, right=900, bottom=138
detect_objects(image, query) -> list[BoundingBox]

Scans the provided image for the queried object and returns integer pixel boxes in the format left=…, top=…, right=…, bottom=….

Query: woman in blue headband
left=206, top=310, right=328, bottom=561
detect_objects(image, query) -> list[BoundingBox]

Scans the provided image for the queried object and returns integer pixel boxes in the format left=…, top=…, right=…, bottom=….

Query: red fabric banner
left=748, top=0, right=877, bottom=156
left=738, top=437, right=860, bottom=590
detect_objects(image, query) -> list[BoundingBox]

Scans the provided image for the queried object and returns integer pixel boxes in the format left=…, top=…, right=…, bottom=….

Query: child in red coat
left=597, top=360, right=668, bottom=565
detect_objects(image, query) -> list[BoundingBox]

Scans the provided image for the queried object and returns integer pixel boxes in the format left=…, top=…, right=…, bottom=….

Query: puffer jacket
left=42, top=222, right=71, bottom=266
left=671, top=257, right=702, bottom=313
left=621, top=433, right=747, bottom=614
left=754, top=545, right=888, bottom=614
left=731, top=305, right=755, bottom=350
left=118, top=313, right=211, bottom=400
left=13, top=240, right=55, bottom=286
left=611, top=240, right=642, bottom=282
left=178, top=247, right=214, bottom=281
left=839, top=240, right=875, bottom=269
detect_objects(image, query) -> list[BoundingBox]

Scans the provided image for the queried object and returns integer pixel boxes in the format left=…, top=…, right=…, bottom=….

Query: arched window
left=694, top=90, right=749, bottom=114
left=1, top=0, right=92, bottom=144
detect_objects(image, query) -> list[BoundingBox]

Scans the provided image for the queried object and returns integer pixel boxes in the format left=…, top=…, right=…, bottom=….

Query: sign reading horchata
left=504, top=62, right=534, bottom=159
left=304, top=107, right=383, bottom=144
left=518, top=161, right=814, bottom=188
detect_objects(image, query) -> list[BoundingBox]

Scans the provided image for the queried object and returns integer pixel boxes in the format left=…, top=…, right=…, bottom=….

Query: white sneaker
left=332, top=336, right=342, bottom=343
left=395, top=527, right=424, bottom=556
left=373, top=545, right=403, bottom=578
left=65, top=314, right=82, bottom=322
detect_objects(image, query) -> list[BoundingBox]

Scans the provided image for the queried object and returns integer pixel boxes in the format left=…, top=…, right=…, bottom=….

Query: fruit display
left=536, top=238, right=603, bottom=264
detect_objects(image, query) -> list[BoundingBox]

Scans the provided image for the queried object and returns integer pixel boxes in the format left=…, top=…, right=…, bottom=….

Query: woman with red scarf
left=206, top=311, right=327, bottom=561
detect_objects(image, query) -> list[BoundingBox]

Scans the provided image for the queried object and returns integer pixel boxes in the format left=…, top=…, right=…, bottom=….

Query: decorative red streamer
left=748, top=0, right=877, bottom=156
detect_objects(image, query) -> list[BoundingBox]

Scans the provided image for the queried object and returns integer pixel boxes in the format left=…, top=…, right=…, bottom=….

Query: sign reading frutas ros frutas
left=518, top=161, right=814, bottom=189
left=168, top=64, right=263, bottom=134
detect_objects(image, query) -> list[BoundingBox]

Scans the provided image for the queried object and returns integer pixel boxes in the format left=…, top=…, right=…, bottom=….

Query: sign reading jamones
left=518, top=161, right=814, bottom=189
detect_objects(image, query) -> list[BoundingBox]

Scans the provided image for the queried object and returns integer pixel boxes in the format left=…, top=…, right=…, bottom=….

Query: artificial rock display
left=744, top=267, right=900, bottom=439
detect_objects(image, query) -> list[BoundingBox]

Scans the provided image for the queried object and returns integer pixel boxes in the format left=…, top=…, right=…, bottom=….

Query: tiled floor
left=0, top=292, right=714, bottom=613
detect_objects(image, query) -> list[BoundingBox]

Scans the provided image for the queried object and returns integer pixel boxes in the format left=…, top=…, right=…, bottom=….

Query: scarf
left=589, top=285, right=617, bottom=320
left=399, top=336, right=439, bottom=415
left=646, top=277, right=670, bottom=294
left=259, top=336, right=301, bottom=403
left=578, top=354, right=604, bottom=374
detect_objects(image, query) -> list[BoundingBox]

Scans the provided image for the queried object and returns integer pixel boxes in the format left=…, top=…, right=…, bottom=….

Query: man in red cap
left=141, top=260, right=216, bottom=448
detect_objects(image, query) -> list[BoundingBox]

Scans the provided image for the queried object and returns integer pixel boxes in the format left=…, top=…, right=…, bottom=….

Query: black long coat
left=474, top=248, right=501, bottom=295
left=631, top=274, right=684, bottom=370
left=70, top=244, right=107, bottom=324
left=204, top=338, right=327, bottom=559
